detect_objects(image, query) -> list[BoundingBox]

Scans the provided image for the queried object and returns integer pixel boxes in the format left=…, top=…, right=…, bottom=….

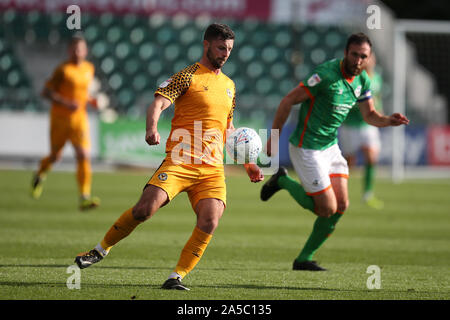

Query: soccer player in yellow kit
left=31, top=35, right=100, bottom=210
left=74, top=24, right=264, bottom=290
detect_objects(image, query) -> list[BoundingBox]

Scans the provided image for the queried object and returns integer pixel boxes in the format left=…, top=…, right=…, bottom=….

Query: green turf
left=0, top=168, right=449, bottom=300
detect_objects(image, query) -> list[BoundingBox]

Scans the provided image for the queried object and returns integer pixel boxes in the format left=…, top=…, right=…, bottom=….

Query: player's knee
left=49, top=152, right=62, bottom=163
left=75, top=150, right=89, bottom=161
left=131, top=203, right=157, bottom=222
left=197, top=215, right=220, bottom=234
left=315, top=204, right=336, bottom=218
left=337, top=199, right=349, bottom=213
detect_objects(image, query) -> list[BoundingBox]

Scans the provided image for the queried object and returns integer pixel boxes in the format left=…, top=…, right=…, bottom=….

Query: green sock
left=296, top=212, right=344, bottom=262
left=364, top=164, right=375, bottom=195
left=278, top=175, right=315, bottom=212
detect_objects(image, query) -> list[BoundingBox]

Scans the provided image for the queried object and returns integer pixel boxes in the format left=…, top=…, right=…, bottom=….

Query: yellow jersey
left=155, top=62, right=236, bottom=166
left=45, top=60, right=95, bottom=118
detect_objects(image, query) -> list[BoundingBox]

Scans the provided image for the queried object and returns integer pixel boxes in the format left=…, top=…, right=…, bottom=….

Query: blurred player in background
left=339, top=54, right=384, bottom=209
left=261, top=33, right=409, bottom=271
left=74, top=23, right=264, bottom=290
left=30, top=35, right=100, bottom=211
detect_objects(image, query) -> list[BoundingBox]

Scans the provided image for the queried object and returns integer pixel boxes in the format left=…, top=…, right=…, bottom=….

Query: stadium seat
left=132, top=73, right=149, bottom=92
left=115, top=41, right=132, bottom=60
left=124, top=58, right=139, bottom=76
left=108, top=72, right=124, bottom=91
left=147, top=60, right=163, bottom=77
left=238, top=45, right=256, bottom=63
left=91, top=41, right=110, bottom=59
left=107, top=26, right=124, bottom=44
left=100, top=56, right=116, bottom=75
left=84, top=25, right=100, bottom=43
left=164, top=43, right=181, bottom=62
left=255, top=78, right=274, bottom=95
left=129, top=26, right=146, bottom=45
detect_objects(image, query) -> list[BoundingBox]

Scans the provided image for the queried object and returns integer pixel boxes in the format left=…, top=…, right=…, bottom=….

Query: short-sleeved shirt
left=289, top=59, right=372, bottom=150
left=343, top=71, right=383, bottom=127
left=155, top=62, right=236, bottom=166
left=45, top=61, right=95, bottom=118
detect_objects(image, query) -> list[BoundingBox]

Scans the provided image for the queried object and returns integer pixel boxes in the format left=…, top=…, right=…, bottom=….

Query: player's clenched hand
left=145, top=130, right=160, bottom=145
left=389, top=113, right=409, bottom=126
left=244, top=163, right=264, bottom=183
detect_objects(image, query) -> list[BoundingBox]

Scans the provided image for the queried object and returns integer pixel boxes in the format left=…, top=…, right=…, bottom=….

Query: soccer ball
left=225, top=127, right=262, bottom=163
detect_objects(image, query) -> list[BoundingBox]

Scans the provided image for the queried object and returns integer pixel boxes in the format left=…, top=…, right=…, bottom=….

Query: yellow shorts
left=147, top=160, right=226, bottom=210
left=50, top=113, right=90, bottom=152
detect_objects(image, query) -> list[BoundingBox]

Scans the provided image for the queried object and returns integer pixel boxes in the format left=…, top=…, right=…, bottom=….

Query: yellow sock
left=77, top=158, right=92, bottom=197
left=98, top=208, right=142, bottom=255
left=173, top=227, right=212, bottom=279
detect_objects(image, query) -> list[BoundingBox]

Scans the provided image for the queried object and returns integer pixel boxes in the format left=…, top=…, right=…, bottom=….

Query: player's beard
left=343, top=58, right=362, bottom=76
left=207, top=47, right=226, bottom=69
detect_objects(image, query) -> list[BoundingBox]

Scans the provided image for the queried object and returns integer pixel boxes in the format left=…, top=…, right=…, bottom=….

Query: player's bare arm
left=41, top=87, right=78, bottom=110
left=266, top=85, right=310, bottom=156
left=145, top=94, right=172, bottom=146
left=359, top=98, right=409, bottom=127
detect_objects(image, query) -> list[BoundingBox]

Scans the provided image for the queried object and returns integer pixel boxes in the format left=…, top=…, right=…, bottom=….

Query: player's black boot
left=75, top=249, right=103, bottom=269
left=161, top=278, right=190, bottom=291
left=293, top=259, right=327, bottom=271
left=260, top=166, right=288, bottom=201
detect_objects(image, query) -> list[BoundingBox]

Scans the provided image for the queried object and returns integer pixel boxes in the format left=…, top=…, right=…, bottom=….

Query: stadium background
left=0, top=0, right=449, bottom=302
left=0, top=0, right=449, bottom=173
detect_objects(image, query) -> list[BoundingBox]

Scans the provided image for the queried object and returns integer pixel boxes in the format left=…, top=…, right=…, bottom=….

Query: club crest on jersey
left=354, top=85, right=362, bottom=97
left=158, top=173, right=168, bottom=181
left=226, top=88, right=233, bottom=99
left=307, top=73, right=321, bottom=87
left=159, top=78, right=172, bottom=88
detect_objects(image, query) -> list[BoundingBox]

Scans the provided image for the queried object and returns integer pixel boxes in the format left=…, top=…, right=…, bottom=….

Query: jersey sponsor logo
left=158, top=172, right=168, bottom=181
left=159, top=78, right=172, bottom=88
left=307, top=73, right=321, bottom=87
left=333, top=103, right=353, bottom=114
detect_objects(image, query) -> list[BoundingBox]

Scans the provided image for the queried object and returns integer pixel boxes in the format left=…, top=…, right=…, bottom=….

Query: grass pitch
left=0, top=168, right=449, bottom=300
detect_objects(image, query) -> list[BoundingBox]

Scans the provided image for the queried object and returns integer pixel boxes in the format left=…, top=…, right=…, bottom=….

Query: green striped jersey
left=289, top=59, right=372, bottom=150
left=343, top=71, right=383, bottom=127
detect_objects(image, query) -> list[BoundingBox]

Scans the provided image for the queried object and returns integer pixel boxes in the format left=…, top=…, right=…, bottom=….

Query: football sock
left=278, top=175, right=315, bottom=212
left=296, top=211, right=344, bottom=262
left=37, top=156, right=53, bottom=176
left=77, top=158, right=92, bottom=197
left=173, top=227, right=212, bottom=279
left=364, top=163, right=375, bottom=196
left=99, top=208, right=142, bottom=255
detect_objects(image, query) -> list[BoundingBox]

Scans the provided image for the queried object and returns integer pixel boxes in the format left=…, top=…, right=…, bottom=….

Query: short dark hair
left=345, top=32, right=372, bottom=51
left=69, top=33, right=86, bottom=46
left=204, top=23, right=235, bottom=42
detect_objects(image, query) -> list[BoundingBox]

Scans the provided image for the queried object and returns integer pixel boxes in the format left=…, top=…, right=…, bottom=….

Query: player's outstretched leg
left=74, top=248, right=104, bottom=269
left=79, top=195, right=101, bottom=211
left=161, top=276, right=190, bottom=291
left=30, top=173, right=46, bottom=200
left=260, top=166, right=288, bottom=201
